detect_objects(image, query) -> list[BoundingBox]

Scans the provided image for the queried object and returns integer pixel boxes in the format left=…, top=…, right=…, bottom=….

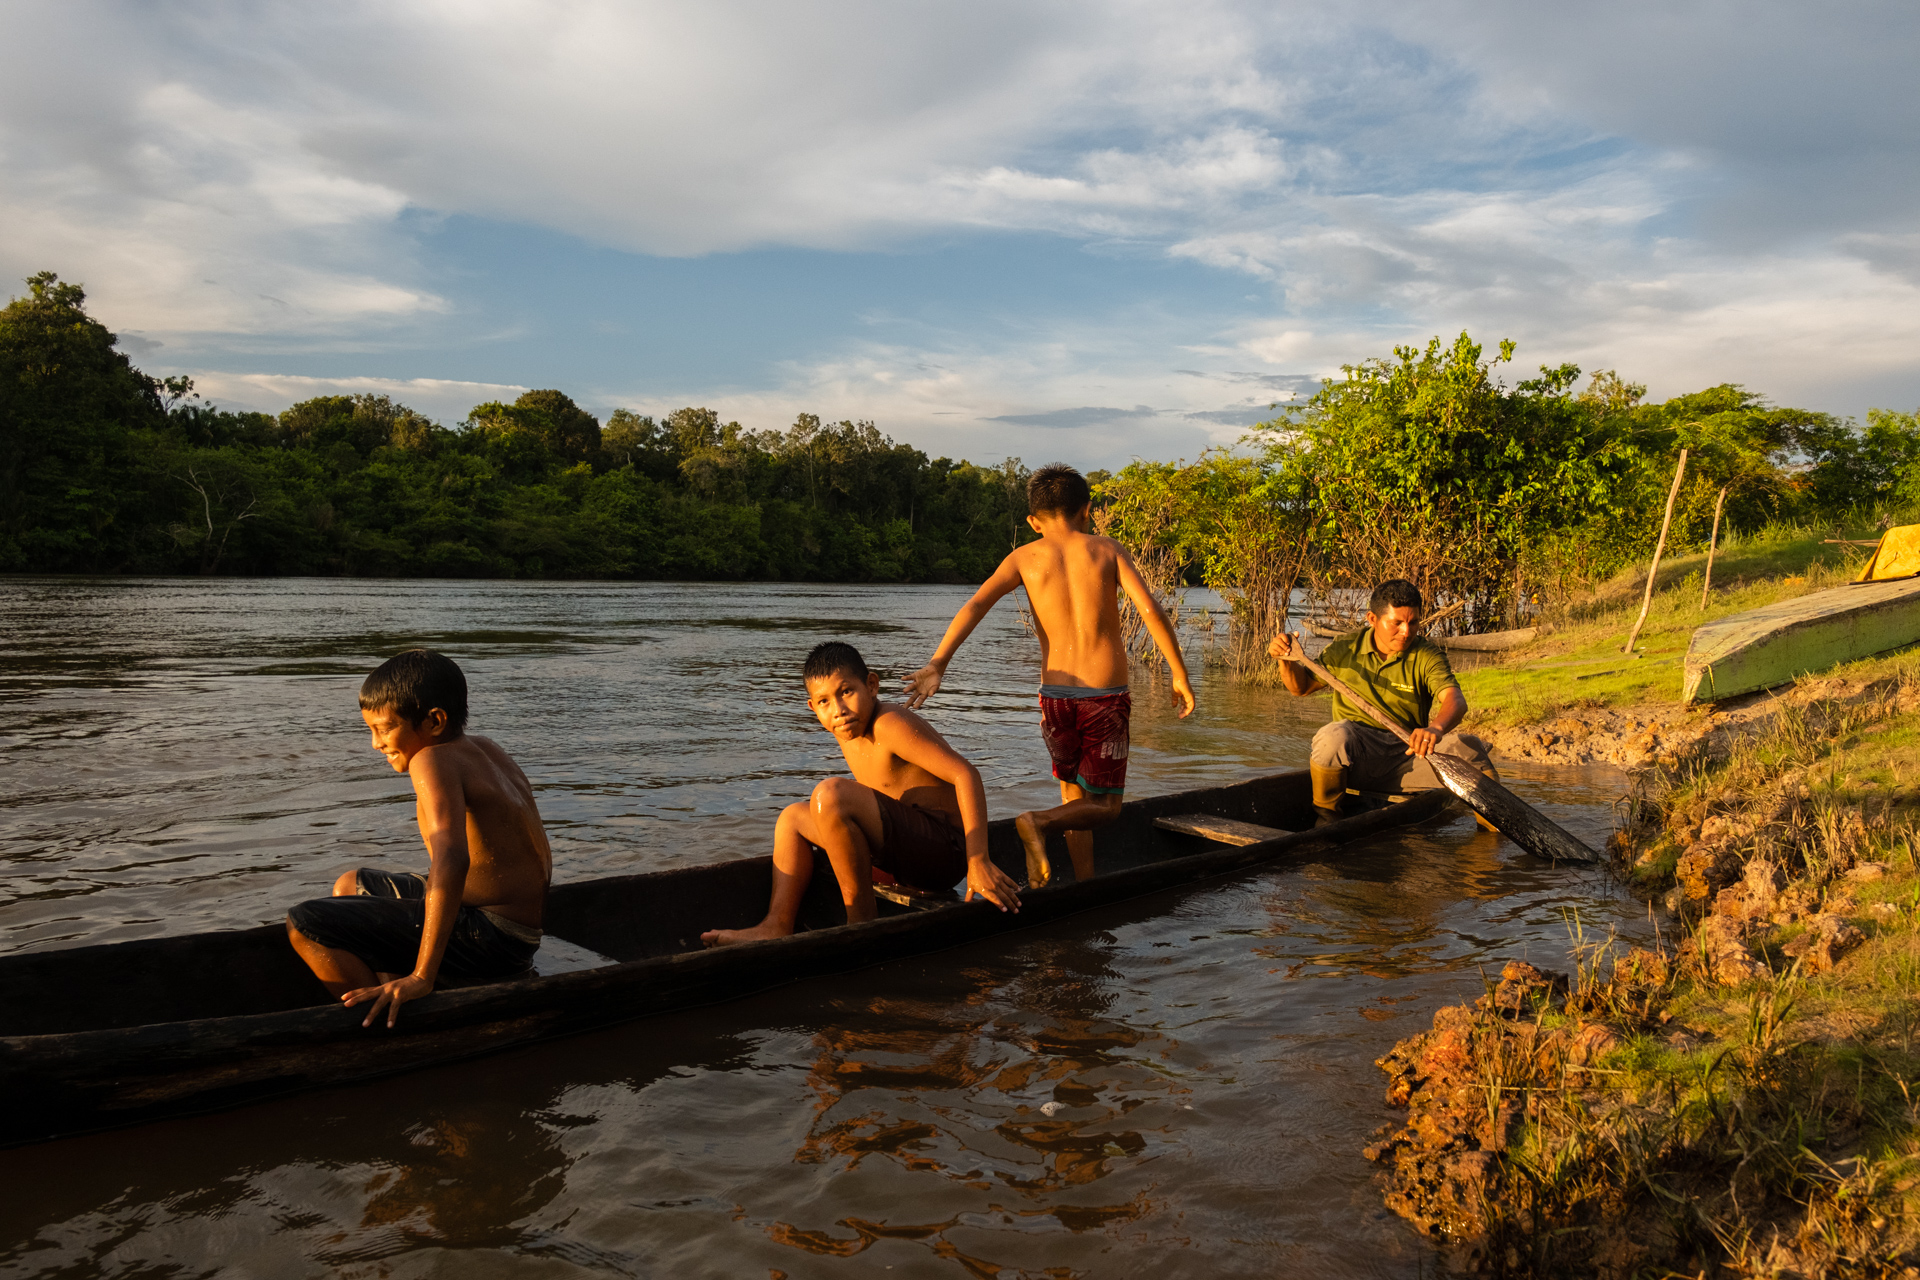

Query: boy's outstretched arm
left=1115, top=545, right=1196, bottom=718
left=344, top=751, right=468, bottom=1028
left=904, top=553, right=1025, bottom=708
left=877, top=712, right=1021, bottom=912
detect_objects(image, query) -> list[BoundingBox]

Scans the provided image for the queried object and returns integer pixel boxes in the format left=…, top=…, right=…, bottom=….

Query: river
left=0, top=577, right=1639, bottom=1277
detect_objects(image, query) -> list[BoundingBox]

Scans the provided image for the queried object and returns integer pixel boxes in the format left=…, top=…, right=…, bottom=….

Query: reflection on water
left=0, top=578, right=1639, bottom=1277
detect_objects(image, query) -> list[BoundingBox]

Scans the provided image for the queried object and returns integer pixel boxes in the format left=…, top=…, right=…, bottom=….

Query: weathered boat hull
left=1683, top=577, right=1920, bottom=703
left=1441, top=627, right=1539, bottom=652
left=0, top=772, right=1449, bottom=1147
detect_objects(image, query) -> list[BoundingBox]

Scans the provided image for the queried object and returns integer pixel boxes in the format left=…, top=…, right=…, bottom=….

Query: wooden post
left=1700, top=484, right=1728, bottom=610
left=1623, top=449, right=1688, bottom=654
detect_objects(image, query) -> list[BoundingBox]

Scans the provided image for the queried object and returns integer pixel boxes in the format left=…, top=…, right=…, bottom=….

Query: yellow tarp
left=1856, top=525, right=1920, bottom=581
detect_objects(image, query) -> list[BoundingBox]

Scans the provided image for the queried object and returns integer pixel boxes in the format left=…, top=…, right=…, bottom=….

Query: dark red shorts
left=1039, top=689, right=1131, bottom=794
left=863, top=790, right=968, bottom=891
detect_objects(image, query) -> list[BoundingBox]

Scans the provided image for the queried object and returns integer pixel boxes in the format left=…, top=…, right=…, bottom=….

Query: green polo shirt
left=1317, top=628, right=1460, bottom=732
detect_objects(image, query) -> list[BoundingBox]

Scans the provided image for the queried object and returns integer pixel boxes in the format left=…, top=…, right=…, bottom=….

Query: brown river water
left=0, top=578, right=1642, bottom=1278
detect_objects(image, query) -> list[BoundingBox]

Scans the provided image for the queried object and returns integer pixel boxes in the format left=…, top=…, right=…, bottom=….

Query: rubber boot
left=1310, top=765, right=1348, bottom=824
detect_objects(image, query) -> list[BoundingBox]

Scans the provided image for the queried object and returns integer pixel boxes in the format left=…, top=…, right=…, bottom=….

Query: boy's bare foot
left=1015, top=812, right=1051, bottom=886
left=700, top=921, right=793, bottom=948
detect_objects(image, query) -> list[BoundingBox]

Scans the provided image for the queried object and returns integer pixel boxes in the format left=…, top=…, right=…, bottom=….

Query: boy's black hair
left=360, top=649, right=469, bottom=732
left=803, top=641, right=869, bottom=684
left=1027, top=464, right=1091, bottom=516
left=1368, top=579, right=1424, bottom=616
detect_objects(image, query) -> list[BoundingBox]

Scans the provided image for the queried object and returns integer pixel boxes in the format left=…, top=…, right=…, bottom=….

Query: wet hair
left=1368, top=579, right=1424, bottom=616
left=1027, top=465, right=1091, bottom=516
left=803, top=641, right=869, bottom=685
left=360, top=649, right=469, bottom=733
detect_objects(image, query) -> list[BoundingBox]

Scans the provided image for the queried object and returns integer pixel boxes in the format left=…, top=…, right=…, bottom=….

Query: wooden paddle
left=1285, top=641, right=1600, bottom=864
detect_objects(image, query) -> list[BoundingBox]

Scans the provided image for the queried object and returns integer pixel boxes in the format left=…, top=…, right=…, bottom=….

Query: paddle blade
left=1429, top=754, right=1599, bottom=864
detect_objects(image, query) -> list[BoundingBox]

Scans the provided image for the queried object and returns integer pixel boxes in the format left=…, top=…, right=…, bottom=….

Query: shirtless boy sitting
left=701, top=641, right=1021, bottom=947
left=905, top=465, right=1195, bottom=885
left=286, top=649, right=553, bottom=1027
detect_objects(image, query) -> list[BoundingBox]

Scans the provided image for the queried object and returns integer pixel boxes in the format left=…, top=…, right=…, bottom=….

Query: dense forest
left=4, top=272, right=1918, bottom=618
left=0, top=273, right=1043, bottom=580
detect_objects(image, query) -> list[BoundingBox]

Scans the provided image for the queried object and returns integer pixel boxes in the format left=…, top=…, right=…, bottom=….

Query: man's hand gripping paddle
left=1287, top=642, right=1599, bottom=865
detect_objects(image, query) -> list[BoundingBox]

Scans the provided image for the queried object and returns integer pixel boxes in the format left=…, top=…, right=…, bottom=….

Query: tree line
left=6, top=272, right=1917, bottom=628
left=0, top=273, right=1038, bottom=580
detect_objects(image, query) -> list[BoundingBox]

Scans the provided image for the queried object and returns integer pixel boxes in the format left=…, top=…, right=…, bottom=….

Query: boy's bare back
left=404, top=732, right=552, bottom=928
left=1006, top=529, right=1130, bottom=689
left=907, top=496, right=1193, bottom=715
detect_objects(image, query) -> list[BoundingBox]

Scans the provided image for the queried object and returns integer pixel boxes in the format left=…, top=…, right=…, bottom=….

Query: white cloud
left=4, top=0, right=1917, bottom=438
left=0, top=67, right=443, bottom=336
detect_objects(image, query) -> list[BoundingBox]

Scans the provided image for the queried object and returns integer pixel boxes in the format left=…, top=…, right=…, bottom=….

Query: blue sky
left=4, top=0, right=1918, bottom=468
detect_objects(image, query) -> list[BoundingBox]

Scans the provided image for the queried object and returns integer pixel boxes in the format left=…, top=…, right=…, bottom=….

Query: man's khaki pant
left=1310, top=720, right=1494, bottom=793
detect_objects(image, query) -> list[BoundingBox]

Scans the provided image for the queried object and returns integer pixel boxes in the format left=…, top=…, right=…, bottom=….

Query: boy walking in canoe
left=701, top=641, right=1021, bottom=947
left=905, top=465, right=1195, bottom=885
left=287, top=649, right=552, bottom=1027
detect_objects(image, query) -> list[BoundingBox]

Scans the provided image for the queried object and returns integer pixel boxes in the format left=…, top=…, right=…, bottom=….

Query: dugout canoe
left=0, top=771, right=1451, bottom=1148
left=1440, top=627, right=1540, bottom=653
left=1683, top=575, right=1920, bottom=703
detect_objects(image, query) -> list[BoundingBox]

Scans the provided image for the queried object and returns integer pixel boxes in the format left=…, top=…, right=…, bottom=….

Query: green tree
left=0, top=272, right=164, bottom=570
left=1262, top=333, right=1646, bottom=627
left=1628, top=385, right=1843, bottom=538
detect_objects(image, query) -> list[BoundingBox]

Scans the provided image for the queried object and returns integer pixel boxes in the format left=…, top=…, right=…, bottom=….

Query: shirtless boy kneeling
left=287, top=649, right=553, bottom=1027
left=701, top=642, right=1021, bottom=947
left=906, top=465, right=1195, bottom=885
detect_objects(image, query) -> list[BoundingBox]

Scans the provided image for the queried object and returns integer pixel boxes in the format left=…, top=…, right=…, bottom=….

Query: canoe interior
left=0, top=771, right=1322, bottom=1039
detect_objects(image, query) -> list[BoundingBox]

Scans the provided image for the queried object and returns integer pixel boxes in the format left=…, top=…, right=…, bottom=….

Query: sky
left=4, top=0, right=1918, bottom=468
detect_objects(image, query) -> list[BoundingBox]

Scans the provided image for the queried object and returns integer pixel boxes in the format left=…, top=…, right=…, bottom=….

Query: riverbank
left=1366, top=543, right=1920, bottom=1277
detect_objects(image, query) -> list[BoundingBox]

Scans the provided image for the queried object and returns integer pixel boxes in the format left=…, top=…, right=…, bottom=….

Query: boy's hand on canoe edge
left=343, top=974, right=435, bottom=1028
left=965, top=857, right=1021, bottom=912
left=902, top=663, right=943, bottom=709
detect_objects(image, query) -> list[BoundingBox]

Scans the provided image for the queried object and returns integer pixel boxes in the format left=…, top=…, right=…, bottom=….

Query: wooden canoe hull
left=0, top=772, right=1448, bottom=1148
left=1440, top=627, right=1539, bottom=652
left=1683, top=577, right=1920, bottom=702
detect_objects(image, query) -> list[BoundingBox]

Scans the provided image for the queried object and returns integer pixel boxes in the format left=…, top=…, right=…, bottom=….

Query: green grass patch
left=1458, top=524, right=1887, bottom=721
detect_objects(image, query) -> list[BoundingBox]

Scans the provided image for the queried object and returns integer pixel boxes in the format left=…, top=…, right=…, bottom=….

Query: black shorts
left=287, top=868, right=541, bottom=985
left=868, top=792, right=968, bottom=892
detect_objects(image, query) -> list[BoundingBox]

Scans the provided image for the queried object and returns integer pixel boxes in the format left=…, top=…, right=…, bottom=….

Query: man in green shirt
left=1268, top=579, right=1495, bottom=819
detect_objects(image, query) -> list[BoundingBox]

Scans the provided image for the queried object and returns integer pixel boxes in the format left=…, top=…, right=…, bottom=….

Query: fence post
left=1700, top=484, right=1728, bottom=610
left=1623, top=449, right=1688, bottom=655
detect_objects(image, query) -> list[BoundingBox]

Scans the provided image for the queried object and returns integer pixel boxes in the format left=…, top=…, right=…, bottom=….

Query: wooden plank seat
left=1152, top=814, right=1289, bottom=846
left=1346, top=788, right=1409, bottom=805
left=873, top=882, right=960, bottom=911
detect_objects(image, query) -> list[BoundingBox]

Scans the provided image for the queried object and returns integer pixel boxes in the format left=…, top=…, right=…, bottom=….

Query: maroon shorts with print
left=1038, top=689, right=1132, bottom=794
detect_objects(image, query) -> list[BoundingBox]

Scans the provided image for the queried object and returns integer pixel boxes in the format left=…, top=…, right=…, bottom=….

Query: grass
left=1456, top=525, right=1881, bottom=724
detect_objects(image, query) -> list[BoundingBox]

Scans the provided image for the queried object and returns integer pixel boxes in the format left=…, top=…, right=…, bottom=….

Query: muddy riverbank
left=1370, top=664, right=1920, bottom=1277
